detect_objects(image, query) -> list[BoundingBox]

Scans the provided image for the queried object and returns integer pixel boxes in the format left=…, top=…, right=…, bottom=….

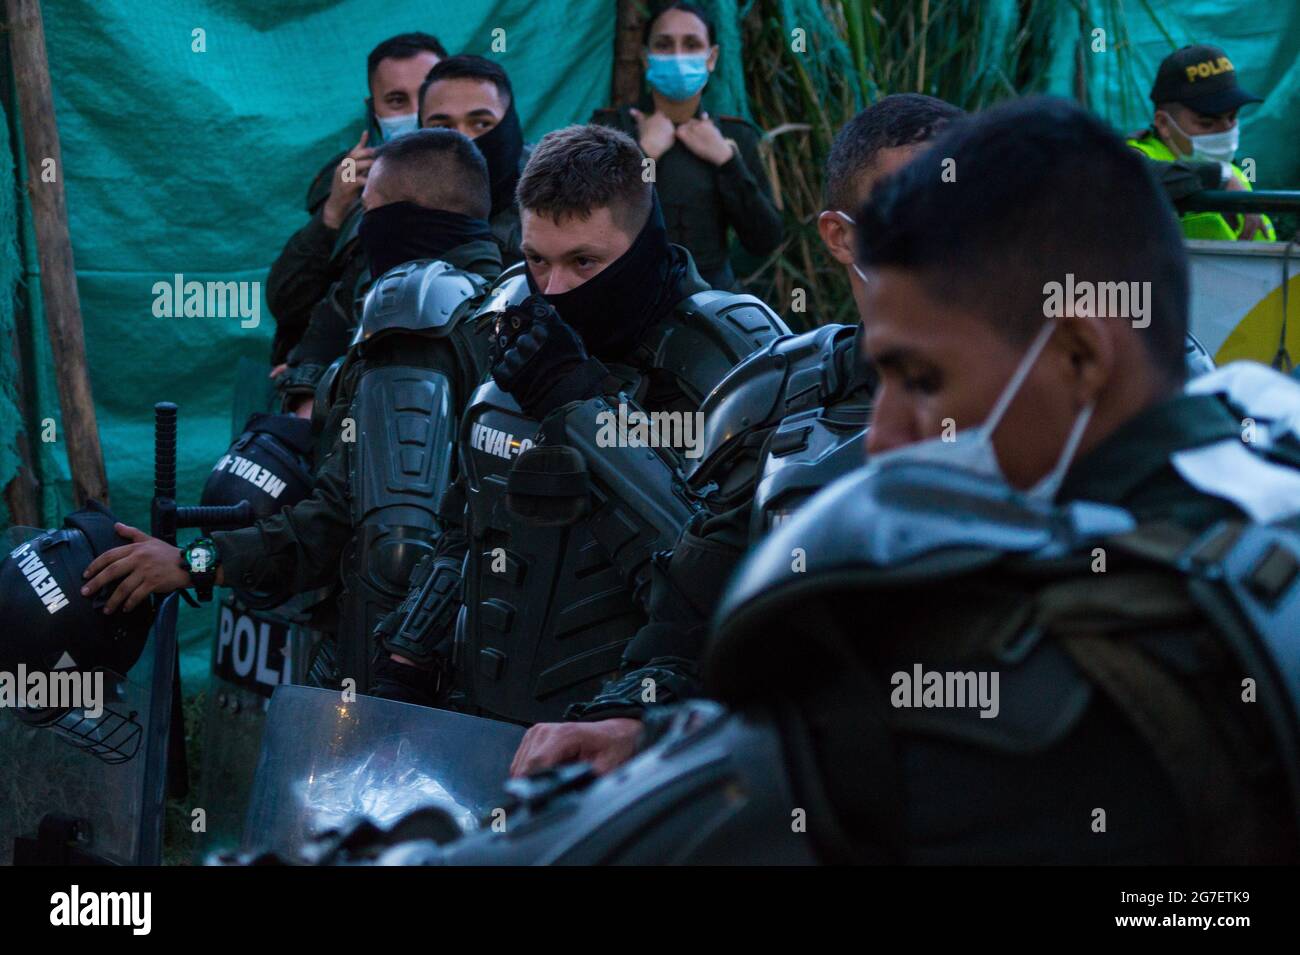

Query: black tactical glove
left=490, top=295, right=608, bottom=419
left=369, top=653, right=441, bottom=708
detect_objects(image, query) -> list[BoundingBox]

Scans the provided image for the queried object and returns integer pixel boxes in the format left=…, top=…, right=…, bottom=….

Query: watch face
left=188, top=541, right=217, bottom=574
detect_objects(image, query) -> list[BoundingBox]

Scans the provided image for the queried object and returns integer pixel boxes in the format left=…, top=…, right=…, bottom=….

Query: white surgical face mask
left=1166, top=114, right=1239, bottom=164
left=865, top=320, right=1095, bottom=504
left=377, top=111, right=419, bottom=143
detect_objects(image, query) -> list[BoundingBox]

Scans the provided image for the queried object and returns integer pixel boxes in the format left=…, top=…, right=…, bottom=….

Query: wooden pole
left=0, top=26, right=40, bottom=527
left=4, top=0, right=108, bottom=506
left=613, top=0, right=646, bottom=107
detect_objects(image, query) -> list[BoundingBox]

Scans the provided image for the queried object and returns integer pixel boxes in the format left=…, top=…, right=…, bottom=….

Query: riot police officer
left=82, top=129, right=502, bottom=694
left=510, top=93, right=964, bottom=775
left=373, top=123, right=790, bottom=717
left=342, top=97, right=1300, bottom=865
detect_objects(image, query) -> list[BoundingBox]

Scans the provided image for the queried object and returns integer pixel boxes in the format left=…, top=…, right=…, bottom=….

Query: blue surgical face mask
left=646, top=53, right=711, bottom=102
left=376, top=111, right=419, bottom=143
left=865, top=320, right=1095, bottom=504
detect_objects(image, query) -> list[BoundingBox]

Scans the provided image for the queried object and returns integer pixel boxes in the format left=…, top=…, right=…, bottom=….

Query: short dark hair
left=370, top=128, right=490, bottom=219
left=643, top=2, right=714, bottom=46
left=517, top=124, right=652, bottom=233
left=824, top=94, right=963, bottom=211
left=366, top=32, right=447, bottom=80
left=419, top=55, right=513, bottom=116
left=856, top=96, right=1189, bottom=383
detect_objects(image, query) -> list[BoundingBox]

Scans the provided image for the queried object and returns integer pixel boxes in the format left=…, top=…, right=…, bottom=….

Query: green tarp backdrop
left=2, top=0, right=1298, bottom=680
left=1, top=0, right=614, bottom=678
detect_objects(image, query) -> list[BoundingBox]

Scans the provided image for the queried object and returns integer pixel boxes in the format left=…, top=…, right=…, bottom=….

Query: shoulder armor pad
left=1176, top=361, right=1300, bottom=522
left=311, top=356, right=346, bottom=435
left=353, top=259, right=488, bottom=350
left=1103, top=518, right=1300, bottom=828
left=1186, top=361, right=1300, bottom=439
left=713, top=462, right=1136, bottom=655
left=470, top=262, right=531, bottom=324
left=646, top=290, right=791, bottom=406
left=688, top=323, right=856, bottom=489
left=1185, top=520, right=1300, bottom=824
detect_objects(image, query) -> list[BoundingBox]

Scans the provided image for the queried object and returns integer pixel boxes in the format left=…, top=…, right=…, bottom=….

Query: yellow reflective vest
left=1127, top=131, right=1276, bottom=242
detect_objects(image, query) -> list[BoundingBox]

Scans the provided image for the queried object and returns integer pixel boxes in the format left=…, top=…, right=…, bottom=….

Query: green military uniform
left=592, top=103, right=782, bottom=290
left=266, top=152, right=352, bottom=365
left=1128, top=130, right=1276, bottom=242
left=213, top=239, right=502, bottom=606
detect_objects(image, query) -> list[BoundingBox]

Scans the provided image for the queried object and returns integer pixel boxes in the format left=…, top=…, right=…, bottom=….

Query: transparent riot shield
left=241, top=685, right=525, bottom=857
left=0, top=589, right=177, bottom=866
left=195, top=591, right=322, bottom=858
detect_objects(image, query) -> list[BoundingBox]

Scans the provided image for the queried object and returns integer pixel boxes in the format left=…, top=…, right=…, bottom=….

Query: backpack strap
left=1025, top=522, right=1300, bottom=861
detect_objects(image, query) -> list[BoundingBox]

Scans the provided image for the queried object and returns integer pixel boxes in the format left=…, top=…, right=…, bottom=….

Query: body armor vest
left=452, top=272, right=789, bottom=723
left=687, top=323, right=873, bottom=537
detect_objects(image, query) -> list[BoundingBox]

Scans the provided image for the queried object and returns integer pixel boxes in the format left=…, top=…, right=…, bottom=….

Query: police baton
left=150, top=402, right=256, bottom=800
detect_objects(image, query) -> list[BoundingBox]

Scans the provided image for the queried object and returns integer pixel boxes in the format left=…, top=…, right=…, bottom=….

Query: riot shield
left=241, top=685, right=524, bottom=857
left=195, top=591, right=322, bottom=857
left=0, top=592, right=178, bottom=866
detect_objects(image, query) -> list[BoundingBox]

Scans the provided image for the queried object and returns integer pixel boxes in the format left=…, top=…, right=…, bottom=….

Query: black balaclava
left=525, top=193, right=676, bottom=360
left=472, top=99, right=525, bottom=219
left=358, top=201, right=492, bottom=279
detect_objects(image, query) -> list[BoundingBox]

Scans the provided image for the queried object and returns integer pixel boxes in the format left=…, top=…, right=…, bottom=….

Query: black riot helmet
left=201, top=412, right=315, bottom=607
left=0, top=500, right=155, bottom=762
left=202, top=412, right=314, bottom=528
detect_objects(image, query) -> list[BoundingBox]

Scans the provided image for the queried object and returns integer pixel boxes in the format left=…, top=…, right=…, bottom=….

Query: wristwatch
left=180, top=537, right=220, bottom=602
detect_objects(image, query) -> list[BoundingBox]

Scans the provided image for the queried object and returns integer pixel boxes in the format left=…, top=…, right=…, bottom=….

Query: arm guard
left=563, top=503, right=750, bottom=720
left=538, top=394, right=700, bottom=607
left=374, top=552, right=463, bottom=669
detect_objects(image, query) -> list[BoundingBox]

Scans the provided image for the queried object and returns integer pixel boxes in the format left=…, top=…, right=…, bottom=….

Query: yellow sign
left=1187, top=240, right=1300, bottom=371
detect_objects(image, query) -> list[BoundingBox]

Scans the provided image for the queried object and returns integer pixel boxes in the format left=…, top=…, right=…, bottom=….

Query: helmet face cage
left=14, top=669, right=144, bottom=765
left=2, top=507, right=154, bottom=765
